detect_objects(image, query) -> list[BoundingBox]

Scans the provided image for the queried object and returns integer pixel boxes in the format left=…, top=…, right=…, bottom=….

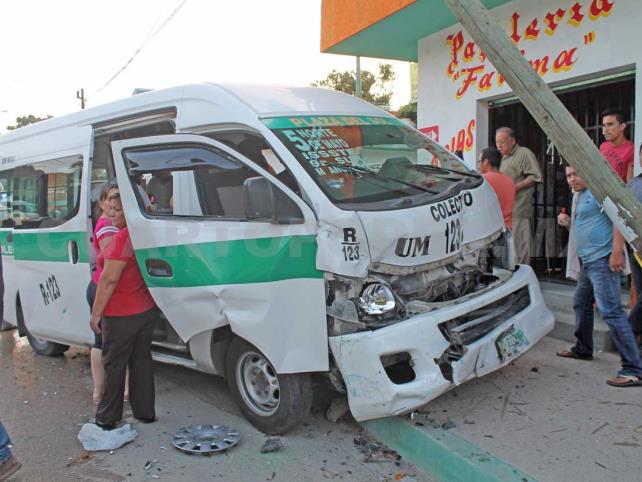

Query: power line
left=92, top=0, right=189, bottom=98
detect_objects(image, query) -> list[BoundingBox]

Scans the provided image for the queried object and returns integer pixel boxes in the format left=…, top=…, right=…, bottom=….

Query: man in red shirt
left=479, top=147, right=516, bottom=230
left=600, top=109, right=634, bottom=182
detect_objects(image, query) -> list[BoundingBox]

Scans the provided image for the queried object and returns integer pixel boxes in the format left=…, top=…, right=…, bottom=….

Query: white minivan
left=0, top=84, right=553, bottom=433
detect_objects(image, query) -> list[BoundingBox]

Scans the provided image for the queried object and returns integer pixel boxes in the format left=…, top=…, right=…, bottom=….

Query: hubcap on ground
left=172, top=424, right=240, bottom=455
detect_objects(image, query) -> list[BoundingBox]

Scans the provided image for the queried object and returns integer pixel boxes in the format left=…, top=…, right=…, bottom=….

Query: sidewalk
left=363, top=336, right=642, bottom=482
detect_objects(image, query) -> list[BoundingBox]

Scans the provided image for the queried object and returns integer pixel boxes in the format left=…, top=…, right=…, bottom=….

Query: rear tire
left=17, top=300, right=69, bottom=356
left=225, top=337, right=311, bottom=435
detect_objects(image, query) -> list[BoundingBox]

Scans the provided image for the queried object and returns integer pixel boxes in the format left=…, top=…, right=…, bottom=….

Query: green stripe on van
left=13, top=231, right=89, bottom=263
left=262, top=115, right=403, bottom=129
left=136, top=235, right=322, bottom=288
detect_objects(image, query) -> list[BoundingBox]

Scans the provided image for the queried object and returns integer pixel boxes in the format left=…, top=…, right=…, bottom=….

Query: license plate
left=495, top=326, right=529, bottom=361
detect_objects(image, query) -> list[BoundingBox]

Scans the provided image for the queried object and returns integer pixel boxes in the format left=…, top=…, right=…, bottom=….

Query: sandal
left=556, top=350, right=593, bottom=360
left=606, top=375, right=642, bottom=387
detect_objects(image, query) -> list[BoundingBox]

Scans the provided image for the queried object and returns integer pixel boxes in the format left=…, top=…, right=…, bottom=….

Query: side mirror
left=243, top=177, right=304, bottom=224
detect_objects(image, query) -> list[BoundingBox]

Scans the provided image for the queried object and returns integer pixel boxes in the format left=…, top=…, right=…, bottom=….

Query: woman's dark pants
left=96, top=307, right=158, bottom=425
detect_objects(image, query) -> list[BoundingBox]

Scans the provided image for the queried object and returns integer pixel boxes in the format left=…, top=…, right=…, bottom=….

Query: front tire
left=225, top=337, right=311, bottom=435
left=17, top=300, right=69, bottom=356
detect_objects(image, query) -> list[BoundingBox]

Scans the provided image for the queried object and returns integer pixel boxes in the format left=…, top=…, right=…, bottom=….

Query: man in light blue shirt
left=556, top=165, right=642, bottom=386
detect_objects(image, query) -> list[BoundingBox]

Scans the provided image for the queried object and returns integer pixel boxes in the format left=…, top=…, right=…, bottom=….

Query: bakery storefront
left=321, top=0, right=640, bottom=280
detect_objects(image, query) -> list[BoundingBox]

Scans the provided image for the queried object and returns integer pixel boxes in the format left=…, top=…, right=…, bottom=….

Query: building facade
left=322, top=0, right=639, bottom=278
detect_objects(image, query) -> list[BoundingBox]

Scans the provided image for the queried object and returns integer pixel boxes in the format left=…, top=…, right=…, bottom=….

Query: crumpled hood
left=358, top=182, right=503, bottom=268
left=315, top=181, right=503, bottom=277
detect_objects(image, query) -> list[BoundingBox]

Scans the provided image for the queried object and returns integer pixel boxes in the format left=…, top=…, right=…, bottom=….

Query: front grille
left=438, top=286, right=531, bottom=349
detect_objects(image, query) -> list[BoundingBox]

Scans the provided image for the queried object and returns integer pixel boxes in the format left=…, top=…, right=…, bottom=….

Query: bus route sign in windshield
left=263, top=115, right=478, bottom=210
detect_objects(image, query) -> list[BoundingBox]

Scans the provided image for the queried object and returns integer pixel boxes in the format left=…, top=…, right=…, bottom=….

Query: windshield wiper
left=410, top=164, right=480, bottom=179
left=345, top=164, right=439, bottom=194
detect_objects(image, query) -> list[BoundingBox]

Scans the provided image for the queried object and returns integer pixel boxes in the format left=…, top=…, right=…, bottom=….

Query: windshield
left=264, top=115, right=481, bottom=210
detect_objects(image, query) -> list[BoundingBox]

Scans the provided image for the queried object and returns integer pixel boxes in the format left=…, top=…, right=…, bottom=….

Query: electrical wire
left=92, top=0, right=189, bottom=97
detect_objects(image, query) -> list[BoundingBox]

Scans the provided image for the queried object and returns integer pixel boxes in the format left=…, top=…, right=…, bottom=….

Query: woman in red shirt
left=90, top=192, right=159, bottom=429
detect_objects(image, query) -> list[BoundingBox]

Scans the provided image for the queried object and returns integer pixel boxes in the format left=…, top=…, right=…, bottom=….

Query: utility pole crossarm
left=443, top=0, right=642, bottom=253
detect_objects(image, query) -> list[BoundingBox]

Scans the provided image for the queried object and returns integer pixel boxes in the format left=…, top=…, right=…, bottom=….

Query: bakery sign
left=445, top=0, right=615, bottom=99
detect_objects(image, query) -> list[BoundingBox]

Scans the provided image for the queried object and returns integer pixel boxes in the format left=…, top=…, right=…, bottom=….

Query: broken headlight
left=358, top=283, right=396, bottom=315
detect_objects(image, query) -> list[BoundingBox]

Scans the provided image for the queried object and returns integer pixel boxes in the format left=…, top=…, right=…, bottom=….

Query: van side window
left=204, top=131, right=300, bottom=195
left=7, top=155, right=83, bottom=229
left=123, top=144, right=301, bottom=221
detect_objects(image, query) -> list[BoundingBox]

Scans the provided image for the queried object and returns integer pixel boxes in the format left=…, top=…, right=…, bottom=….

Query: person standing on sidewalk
left=479, top=147, right=516, bottom=230
left=600, top=109, right=634, bottom=183
left=556, top=165, right=642, bottom=386
left=495, top=127, right=542, bottom=264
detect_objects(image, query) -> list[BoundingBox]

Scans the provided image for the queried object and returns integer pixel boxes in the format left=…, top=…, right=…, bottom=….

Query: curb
left=362, top=417, right=536, bottom=482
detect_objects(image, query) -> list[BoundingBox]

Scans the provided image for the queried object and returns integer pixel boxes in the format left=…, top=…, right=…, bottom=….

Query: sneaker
left=0, top=455, right=22, bottom=482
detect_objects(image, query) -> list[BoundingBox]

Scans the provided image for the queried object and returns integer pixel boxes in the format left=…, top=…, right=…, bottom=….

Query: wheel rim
left=235, top=350, right=280, bottom=416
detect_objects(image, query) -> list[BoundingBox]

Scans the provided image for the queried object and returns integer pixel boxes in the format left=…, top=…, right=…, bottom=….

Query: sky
left=0, top=0, right=411, bottom=132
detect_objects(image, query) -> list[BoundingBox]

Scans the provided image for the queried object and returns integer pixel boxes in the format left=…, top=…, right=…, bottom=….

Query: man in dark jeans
left=556, top=165, right=642, bottom=386
left=0, top=255, right=22, bottom=480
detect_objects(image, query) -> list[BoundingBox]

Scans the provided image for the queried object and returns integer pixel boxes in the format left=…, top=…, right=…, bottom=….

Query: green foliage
left=6, top=114, right=53, bottom=131
left=312, top=64, right=396, bottom=108
left=396, top=101, right=417, bottom=123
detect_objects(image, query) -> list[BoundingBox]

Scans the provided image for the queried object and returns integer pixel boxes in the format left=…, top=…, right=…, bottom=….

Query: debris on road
left=261, top=438, right=284, bottom=454
left=441, top=418, right=456, bottom=430
left=65, top=451, right=92, bottom=467
left=77, top=423, right=138, bottom=451
left=353, top=435, right=401, bottom=463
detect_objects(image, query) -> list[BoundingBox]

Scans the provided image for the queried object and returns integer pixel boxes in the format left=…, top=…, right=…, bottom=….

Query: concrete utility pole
left=76, top=88, right=86, bottom=109
left=443, top=0, right=642, bottom=254
left=355, top=56, right=362, bottom=98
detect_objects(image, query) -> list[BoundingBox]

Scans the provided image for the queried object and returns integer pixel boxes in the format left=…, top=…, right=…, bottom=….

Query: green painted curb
left=362, top=417, right=536, bottom=482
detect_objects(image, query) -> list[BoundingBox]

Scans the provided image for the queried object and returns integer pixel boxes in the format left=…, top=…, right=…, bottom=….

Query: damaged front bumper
left=328, top=264, right=553, bottom=421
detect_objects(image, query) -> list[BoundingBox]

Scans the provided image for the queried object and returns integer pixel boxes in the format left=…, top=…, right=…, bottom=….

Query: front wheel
left=225, top=337, right=311, bottom=435
left=17, top=300, right=69, bottom=356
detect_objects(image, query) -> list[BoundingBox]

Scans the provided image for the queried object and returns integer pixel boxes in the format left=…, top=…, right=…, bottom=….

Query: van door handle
left=145, top=259, right=173, bottom=277
left=6, top=232, right=12, bottom=243
left=68, top=240, right=79, bottom=264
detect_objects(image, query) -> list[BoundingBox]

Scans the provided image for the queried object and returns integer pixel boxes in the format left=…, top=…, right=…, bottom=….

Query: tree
left=396, top=101, right=417, bottom=124
left=312, top=64, right=396, bottom=109
left=6, top=114, right=53, bottom=131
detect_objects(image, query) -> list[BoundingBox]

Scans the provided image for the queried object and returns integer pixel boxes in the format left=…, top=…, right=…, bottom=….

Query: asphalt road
left=0, top=329, right=428, bottom=482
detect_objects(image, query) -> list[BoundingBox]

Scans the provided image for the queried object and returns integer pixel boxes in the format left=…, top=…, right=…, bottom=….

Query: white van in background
left=0, top=84, right=554, bottom=433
